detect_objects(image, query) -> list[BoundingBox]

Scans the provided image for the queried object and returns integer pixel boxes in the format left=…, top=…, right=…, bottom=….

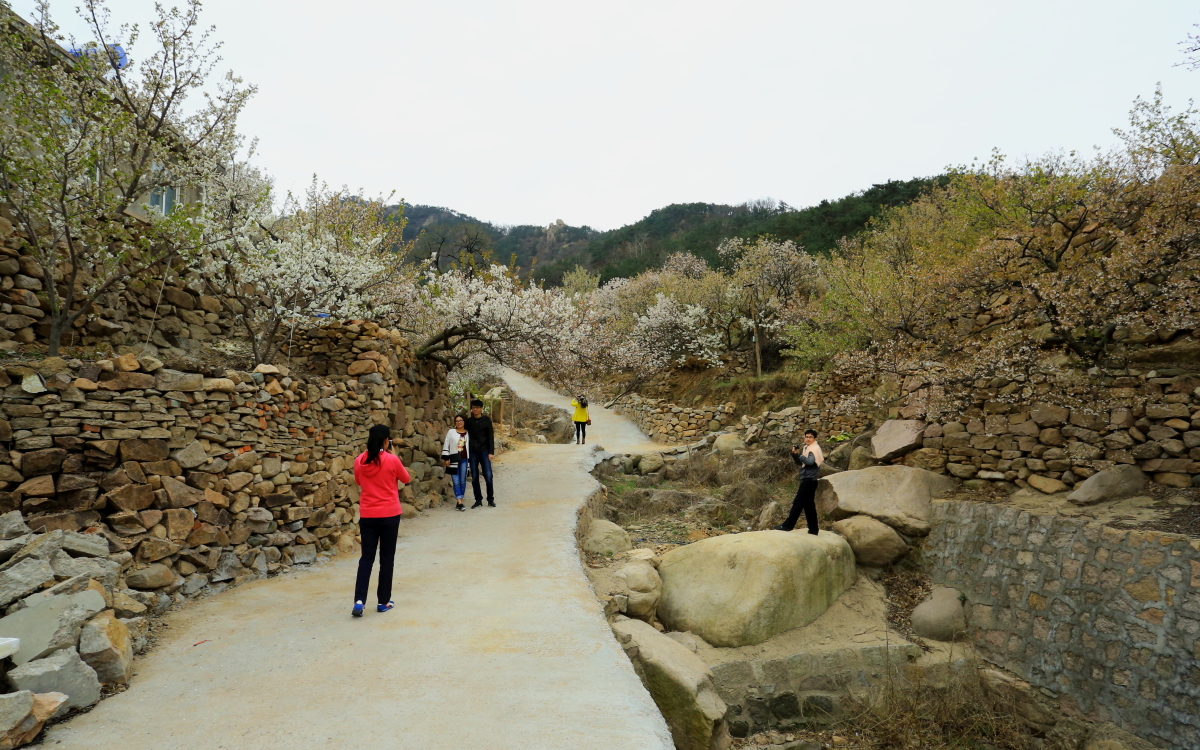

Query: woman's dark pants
left=575, top=421, right=587, bottom=442
left=354, top=514, right=401, bottom=604
left=782, top=478, right=820, bottom=534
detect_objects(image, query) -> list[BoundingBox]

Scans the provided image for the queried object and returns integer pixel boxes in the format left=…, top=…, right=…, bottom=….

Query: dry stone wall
left=736, top=370, right=1200, bottom=493
left=614, top=395, right=737, bottom=443
left=0, top=212, right=245, bottom=355
left=925, top=500, right=1200, bottom=749
left=0, top=319, right=451, bottom=590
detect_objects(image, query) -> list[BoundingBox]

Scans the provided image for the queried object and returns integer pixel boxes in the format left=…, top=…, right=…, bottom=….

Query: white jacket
left=442, top=428, right=470, bottom=460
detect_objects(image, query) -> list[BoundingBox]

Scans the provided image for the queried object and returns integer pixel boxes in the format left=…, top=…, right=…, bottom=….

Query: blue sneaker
left=352, top=602, right=364, bottom=618
left=377, top=601, right=394, bottom=613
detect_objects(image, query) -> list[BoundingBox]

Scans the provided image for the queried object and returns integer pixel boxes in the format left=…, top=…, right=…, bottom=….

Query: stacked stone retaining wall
left=1, top=319, right=452, bottom=599
left=925, top=500, right=1200, bottom=749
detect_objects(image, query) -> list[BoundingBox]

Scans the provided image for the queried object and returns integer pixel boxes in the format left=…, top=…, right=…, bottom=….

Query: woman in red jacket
left=351, top=424, right=411, bottom=617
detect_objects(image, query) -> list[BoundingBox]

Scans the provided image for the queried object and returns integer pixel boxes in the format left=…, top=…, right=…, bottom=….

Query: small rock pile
left=0, top=510, right=138, bottom=739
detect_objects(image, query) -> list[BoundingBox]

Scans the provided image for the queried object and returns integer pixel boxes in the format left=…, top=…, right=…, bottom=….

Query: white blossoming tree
left=202, top=167, right=405, bottom=365
left=0, top=0, right=253, bottom=354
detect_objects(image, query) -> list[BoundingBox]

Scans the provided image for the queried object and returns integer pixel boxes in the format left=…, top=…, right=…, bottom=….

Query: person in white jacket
left=442, top=414, right=471, bottom=511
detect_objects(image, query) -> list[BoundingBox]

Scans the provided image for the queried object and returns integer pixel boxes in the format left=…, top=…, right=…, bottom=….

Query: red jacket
left=353, top=451, right=411, bottom=518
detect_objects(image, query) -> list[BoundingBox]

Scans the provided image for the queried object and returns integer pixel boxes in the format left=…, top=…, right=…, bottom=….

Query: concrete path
left=42, top=377, right=673, bottom=750
left=501, top=369, right=663, bottom=456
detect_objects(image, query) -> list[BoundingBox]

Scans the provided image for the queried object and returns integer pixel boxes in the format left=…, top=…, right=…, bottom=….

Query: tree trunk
left=47, top=314, right=66, bottom=357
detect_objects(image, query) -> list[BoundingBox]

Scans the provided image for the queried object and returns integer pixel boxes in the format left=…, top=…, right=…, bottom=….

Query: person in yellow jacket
left=570, top=396, right=591, bottom=445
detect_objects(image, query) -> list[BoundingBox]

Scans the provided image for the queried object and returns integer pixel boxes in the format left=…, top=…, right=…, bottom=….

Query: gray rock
left=181, top=573, right=209, bottom=596
left=260, top=456, right=282, bottom=479
left=0, top=589, right=106, bottom=665
left=711, top=434, right=745, bottom=455
left=154, top=369, right=203, bottom=392
left=871, top=419, right=926, bottom=462
left=638, top=453, right=666, bottom=475
left=911, top=586, right=967, bottom=642
left=119, top=616, right=149, bottom=654
left=291, top=544, right=317, bottom=565
left=7, top=648, right=102, bottom=717
left=582, top=520, right=631, bottom=556
left=816, top=465, right=955, bottom=536
left=50, top=554, right=121, bottom=589
left=848, top=445, right=876, bottom=471
left=0, top=511, right=31, bottom=540
left=0, top=559, right=56, bottom=607
left=0, top=536, right=30, bottom=564
left=6, top=530, right=64, bottom=567
left=60, top=531, right=109, bottom=558
left=125, top=563, right=175, bottom=590
left=1082, top=722, right=1158, bottom=750
left=1067, top=465, right=1147, bottom=506
left=611, top=618, right=729, bottom=750
left=170, top=440, right=209, bottom=470
left=227, top=450, right=259, bottom=473
left=613, top=560, right=662, bottom=619
left=831, top=515, right=908, bottom=567
left=211, top=551, right=245, bottom=582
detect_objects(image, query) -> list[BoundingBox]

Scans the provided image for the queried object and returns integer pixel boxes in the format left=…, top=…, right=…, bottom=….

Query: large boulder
left=711, top=434, right=745, bottom=455
left=7, top=649, right=101, bottom=718
left=611, top=618, right=729, bottom=750
left=831, top=515, right=908, bottom=567
left=656, top=531, right=855, bottom=647
left=582, top=520, right=631, bottom=556
left=639, top=453, right=666, bottom=475
left=815, top=465, right=954, bottom=536
left=870, top=420, right=925, bottom=462
left=1067, top=465, right=1147, bottom=506
left=613, top=559, right=662, bottom=620
left=910, top=586, right=967, bottom=642
left=848, top=446, right=876, bottom=471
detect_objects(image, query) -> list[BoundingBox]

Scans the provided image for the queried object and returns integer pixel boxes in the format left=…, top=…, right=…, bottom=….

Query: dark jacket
left=464, top=414, right=494, bottom=455
left=792, top=450, right=820, bottom=481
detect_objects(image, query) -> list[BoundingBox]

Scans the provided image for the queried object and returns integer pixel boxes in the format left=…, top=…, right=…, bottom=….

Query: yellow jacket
left=571, top=399, right=589, bottom=423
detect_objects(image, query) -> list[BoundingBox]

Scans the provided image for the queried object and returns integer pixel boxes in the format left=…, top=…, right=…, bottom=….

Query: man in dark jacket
left=464, top=398, right=495, bottom=508
left=778, top=429, right=823, bottom=534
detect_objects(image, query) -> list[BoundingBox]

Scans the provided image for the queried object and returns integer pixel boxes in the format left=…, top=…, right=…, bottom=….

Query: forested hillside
left=390, top=176, right=942, bottom=283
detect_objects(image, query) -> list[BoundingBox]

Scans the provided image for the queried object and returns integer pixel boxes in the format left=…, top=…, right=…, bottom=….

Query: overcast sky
left=9, top=1, right=1200, bottom=230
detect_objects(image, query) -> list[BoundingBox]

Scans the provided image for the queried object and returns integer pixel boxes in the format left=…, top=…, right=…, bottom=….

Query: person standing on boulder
left=778, top=429, right=823, bottom=535
left=351, top=424, right=411, bottom=618
left=464, top=398, right=496, bottom=508
left=570, top=395, right=591, bottom=445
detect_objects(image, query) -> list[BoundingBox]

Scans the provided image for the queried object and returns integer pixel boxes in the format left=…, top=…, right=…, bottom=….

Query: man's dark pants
left=781, top=478, right=819, bottom=534
left=469, top=451, right=494, bottom=504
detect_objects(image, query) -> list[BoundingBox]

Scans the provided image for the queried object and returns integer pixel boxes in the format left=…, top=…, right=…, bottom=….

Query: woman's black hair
left=804, top=429, right=818, bottom=438
left=579, top=395, right=588, bottom=408
left=366, top=424, right=391, bottom=465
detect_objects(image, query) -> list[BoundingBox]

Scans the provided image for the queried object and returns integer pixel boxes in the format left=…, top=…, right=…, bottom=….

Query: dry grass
left=644, top=369, right=813, bottom=416
left=834, top=667, right=1047, bottom=750
left=733, top=660, right=1072, bottom=750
